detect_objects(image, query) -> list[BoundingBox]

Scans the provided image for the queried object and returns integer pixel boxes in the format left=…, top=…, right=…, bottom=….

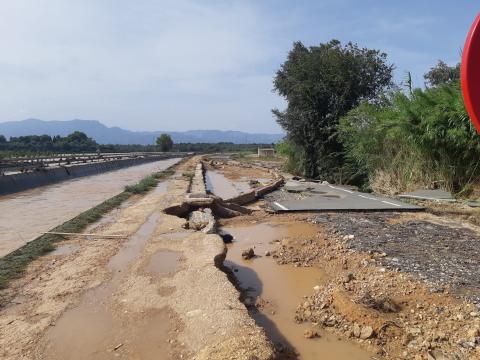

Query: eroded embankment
left=0, top=156, right=275, bottom=360
left=208, top=158, right=480, bottom=360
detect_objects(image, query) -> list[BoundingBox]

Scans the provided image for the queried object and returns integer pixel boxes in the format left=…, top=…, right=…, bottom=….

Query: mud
left=144, top=249, right=182, bottom=276
left=0, top=156, right=276, bottom=360
left=40, top=210, right=165, bottom=359
left=313, top=212, right=480, bottom=307
left=0, top=157, right=181, bottom=257
left=221, top=221, right=373, bottom=359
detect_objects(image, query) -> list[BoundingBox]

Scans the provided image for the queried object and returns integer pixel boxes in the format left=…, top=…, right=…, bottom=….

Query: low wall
left=0, top=154, right=184, bottom=196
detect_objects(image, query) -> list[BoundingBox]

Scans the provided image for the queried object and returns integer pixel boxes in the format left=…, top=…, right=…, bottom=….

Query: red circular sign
left=462, top=13, right=480, bottom=133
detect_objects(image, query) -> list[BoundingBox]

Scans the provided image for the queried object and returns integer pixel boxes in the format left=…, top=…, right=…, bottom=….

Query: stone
left=359, top=325, right=374, bottom=339
left=427, top=350, right=449, bottom=360
left=242, top=248, right=255, bottom=260
left=343, top=273, right=355, bottom=283
left=265, top=251, right=271, bottom=256
left=188, top=210, right=214, bottom=231
left=467, top=327, right=480, bottom=338
left=353, top=323, right=361, bottom=338
left=219, top=233, right=233, bottom=243
left=303, top=329, right=319, bottom=339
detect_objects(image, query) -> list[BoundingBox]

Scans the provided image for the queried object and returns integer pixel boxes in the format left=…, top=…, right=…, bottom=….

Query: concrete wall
left=0, top=154, right=184, bottom=196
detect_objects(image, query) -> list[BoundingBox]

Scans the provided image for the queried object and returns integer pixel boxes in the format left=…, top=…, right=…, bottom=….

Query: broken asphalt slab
left=398, top=189, right=456, bottom=202
left=268, top=182, right=423, bottom=212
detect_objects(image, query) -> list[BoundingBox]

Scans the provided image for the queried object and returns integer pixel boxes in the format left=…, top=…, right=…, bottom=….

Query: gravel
left=312, top=213, right=480, bottom=306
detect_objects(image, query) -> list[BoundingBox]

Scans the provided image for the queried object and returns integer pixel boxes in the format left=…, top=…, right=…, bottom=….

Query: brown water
left=205, top=170, right=250, bottom=199
left=221, top=223, right=373, bottom=360
left=0, top=158, right=181, bottom=257
left=144, top=249, right=182, bottom=276
left=43, top=196, right=181, bottom=359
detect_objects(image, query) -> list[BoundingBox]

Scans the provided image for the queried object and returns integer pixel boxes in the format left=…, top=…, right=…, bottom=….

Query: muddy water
left=43, top=191, right=182, bottom=359
left=0, top=158, right=180, bottom=257
left=205, top=170, right=250, bottom=199
left=221, top=222, right=372, bottom=360
left=145, top=250, right=182, bottom=276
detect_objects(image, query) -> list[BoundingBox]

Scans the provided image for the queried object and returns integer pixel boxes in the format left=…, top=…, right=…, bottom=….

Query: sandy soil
left=0, top=156, right=274, bottom=360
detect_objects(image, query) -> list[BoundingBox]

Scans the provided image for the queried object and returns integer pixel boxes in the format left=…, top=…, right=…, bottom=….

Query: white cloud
left=0, top=0, right=284, bottom=132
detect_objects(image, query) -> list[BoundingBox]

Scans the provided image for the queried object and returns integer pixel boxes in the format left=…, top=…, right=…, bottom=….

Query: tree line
left=274, top=40, right=477, bottom=194
left=0, top=131, right=268, bottom=156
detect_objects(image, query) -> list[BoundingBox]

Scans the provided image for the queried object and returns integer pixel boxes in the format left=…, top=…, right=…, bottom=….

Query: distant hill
left=0, top=119, right=284, bottom=145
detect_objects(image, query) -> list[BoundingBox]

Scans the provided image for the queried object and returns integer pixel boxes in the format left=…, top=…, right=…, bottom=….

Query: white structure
left=257, top=148, right=275, bottom=157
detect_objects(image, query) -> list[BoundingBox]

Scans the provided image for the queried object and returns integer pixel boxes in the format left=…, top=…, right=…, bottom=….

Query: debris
left=113, top=343, right=124, bottom=351
left=303, top=329, right=320, bottom=339
left=241, top=248, right=255, bottom=260
left=359, top=326, right=374, bottom=340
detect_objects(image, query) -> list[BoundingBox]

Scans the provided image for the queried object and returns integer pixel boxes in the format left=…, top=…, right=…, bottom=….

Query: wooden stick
left=44, top=232, right=127, bottom=238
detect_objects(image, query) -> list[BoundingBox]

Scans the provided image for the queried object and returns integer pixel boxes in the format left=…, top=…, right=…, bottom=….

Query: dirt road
left=2, top=155, right=480, bottom=360
left=0, top=157, right=274, bottom=360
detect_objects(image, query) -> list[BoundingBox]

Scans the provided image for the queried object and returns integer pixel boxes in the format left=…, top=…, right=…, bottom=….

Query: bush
left=339, top=82, right=480, bottom=194
left=275, top=140, right=305, bottom=176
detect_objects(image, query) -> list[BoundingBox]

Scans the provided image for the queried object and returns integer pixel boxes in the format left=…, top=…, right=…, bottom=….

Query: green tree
left=0, top=135, right=6, bottom=143
left=272, top=40, right=393, bottom=179
left=424, top=60, right=461, bottom=87
left=156, top=133, right=173, bottom=152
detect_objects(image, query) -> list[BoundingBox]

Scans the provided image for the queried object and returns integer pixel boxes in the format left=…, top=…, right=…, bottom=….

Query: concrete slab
left=270, top=183, right=423, bottom=212
left=398, top=189, right=455, bottom=202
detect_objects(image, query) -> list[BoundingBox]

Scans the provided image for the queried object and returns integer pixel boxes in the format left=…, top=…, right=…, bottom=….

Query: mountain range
left=0, top=119, right=284, bottom=145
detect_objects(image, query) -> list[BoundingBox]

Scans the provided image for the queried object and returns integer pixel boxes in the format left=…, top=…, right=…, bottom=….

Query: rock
left=407, top=327, right=422, bottom=337
left=188, top=210, right=214, bottom=231
left=303, top=329, right=319, bottom=339
left=343, top=273, right=355, bottom=283
left=360, top=325, right=374, bottom=339
left=353, top=323, right=361, bottom=338
left=219, top=232, right=233, bottom=243
left=427, top=350, right=449, bottom=360
left=265, top=251, right=271, bottom=256
left=467, top=327, right=480, bottom=338
left=313, top=285, right=321, bottom=292
left=242, top=248, right=255, bottom=260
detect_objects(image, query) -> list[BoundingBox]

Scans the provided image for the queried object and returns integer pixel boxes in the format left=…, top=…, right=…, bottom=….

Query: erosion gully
left=41, top=181, right=183, bottom=359
left=0, top=157, right=181, bottom=257
left=209, top=169, right=372, bottom=359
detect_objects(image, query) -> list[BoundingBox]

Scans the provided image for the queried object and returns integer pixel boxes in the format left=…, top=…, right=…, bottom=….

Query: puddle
left=51, top=243, right=80, bottom=256
left=205, top=170, right=252, bottom=199
left=43, top=211, right=174, bottom=359
left=152, top=181, right=169, bottom=194
left=221, top=222, right=373, bottom=360
left=144, top=249, right=182, bottom=276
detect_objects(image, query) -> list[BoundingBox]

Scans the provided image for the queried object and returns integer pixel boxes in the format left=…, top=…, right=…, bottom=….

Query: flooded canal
left=221, top=222, right=372, bottom=360
left=0, top=158, right=181, bottom=257
left=205, top=170, right=250, bottom=199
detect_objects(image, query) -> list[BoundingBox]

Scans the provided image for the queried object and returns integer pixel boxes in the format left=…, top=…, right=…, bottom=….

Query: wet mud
left=314, top=212, right=480, bottom=306
left=221, top=222, right=373, bottom=359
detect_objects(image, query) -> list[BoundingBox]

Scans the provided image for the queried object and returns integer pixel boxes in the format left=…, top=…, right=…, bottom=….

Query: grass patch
left=0, top=162, right=182, bottom=296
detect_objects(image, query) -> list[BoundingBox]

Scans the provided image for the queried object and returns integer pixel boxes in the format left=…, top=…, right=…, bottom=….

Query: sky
left=0, top=1, right=477, bottom=133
